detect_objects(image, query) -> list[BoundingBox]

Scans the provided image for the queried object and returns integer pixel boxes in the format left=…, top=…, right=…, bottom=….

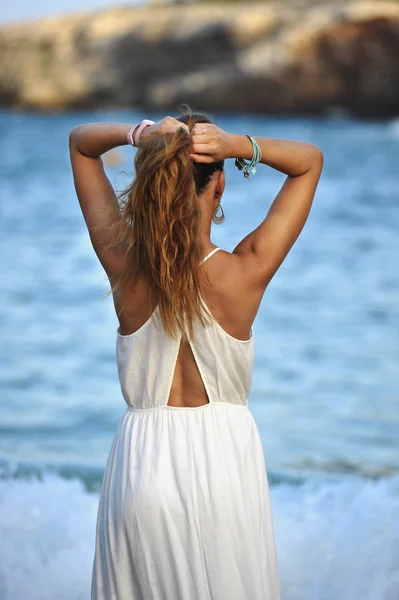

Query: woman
left=69, top=107, right=323, bottom=600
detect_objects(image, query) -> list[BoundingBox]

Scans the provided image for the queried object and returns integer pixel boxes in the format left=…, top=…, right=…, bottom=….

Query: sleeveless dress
left=91, top=247, right=280, bottom=600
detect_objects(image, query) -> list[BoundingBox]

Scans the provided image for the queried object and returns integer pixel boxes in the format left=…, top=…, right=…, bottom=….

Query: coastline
left=0, top=1, right=398, bottom=117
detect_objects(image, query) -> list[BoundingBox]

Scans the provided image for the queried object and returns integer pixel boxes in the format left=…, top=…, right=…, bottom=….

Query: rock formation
left=0, top=1, right=398, bottom=117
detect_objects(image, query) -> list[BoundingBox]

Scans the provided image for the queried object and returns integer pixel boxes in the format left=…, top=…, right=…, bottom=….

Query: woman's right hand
left=189, top=123, right=234, bottom=163
left=140, top=116, right=189, bottom=145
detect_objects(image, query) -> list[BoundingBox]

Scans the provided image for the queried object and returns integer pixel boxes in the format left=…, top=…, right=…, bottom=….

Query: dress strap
left=199, top=247, right=221, bottom=266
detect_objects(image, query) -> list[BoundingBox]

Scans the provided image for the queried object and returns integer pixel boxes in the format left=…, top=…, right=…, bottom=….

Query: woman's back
left=116, top=247, right=255, bottom=410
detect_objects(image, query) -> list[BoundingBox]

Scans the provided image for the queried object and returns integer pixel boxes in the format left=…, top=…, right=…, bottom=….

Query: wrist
left=229, top=134, right=253, bottom=160
left=134, top=119, right=156, bottom=146
left=138, top=124, right=154, bottom=145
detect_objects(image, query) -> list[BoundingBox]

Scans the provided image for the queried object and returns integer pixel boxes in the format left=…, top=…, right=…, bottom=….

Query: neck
left=200, top=216, right=212, bottom=246
left=201, top=227, right=214, bottom=251
left=199, top=187, right=216, bottom=248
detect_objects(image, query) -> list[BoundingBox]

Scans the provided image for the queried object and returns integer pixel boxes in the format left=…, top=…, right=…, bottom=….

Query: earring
left=212, top=202, right=225, bottom=225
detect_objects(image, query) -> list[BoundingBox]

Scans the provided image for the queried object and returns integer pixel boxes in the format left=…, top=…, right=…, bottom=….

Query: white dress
left=91, top=248, right=280, bottom=600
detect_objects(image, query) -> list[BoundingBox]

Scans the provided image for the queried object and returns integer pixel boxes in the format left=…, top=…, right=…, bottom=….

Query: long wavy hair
left=107, top=106, right=225, bottom=341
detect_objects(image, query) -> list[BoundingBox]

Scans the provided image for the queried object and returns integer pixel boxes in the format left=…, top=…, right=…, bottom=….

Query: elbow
left=310, top=145, right=324, bottom=171
left=69, top=125, right=88, bottom=151
left=298, top=145, right=323, bottom=176
left=69, top=127, right=79, bottom=151
left=69, top=125, right=86, bottom=151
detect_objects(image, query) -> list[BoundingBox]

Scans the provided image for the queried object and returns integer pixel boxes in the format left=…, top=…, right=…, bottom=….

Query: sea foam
left=0, top=473, right=398, bottom=600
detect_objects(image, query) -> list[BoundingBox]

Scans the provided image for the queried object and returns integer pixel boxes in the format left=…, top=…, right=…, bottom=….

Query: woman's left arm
left=69, top=122, right=136, bottom=278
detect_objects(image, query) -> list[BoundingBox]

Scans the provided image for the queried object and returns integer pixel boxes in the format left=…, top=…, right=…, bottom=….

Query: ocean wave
left=0, top=472, right=398, bottom=600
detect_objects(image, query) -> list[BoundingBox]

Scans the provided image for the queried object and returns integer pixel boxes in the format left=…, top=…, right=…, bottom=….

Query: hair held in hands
left=105, top=106, right=225, bottom=341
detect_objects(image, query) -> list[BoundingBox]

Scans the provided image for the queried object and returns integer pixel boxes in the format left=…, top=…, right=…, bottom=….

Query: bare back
left=113, top=247, right=266, bottom=408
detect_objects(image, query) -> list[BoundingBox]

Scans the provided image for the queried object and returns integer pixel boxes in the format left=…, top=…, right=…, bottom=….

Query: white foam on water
left=0, top=473, right=398, bottom=600
left=0, top=474, right=97, bottom=600
left=274, top=476, right=399, bottom=600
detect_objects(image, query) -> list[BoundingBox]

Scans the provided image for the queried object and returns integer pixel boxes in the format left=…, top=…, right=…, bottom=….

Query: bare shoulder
left=113, top=247, right=269, bottom=339
left=201, top=248, right=268, bottom=340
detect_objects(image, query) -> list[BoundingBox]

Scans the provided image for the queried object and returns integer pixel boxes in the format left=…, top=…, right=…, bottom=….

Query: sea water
left=0, top=110, right=398, bottom=599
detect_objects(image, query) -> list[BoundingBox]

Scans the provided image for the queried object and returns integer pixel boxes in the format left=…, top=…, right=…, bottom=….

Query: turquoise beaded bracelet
left=235, top=135, right=262, bottom=179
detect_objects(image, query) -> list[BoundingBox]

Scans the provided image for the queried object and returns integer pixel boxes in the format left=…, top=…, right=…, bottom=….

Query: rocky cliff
left=0, top=1, right=398, bottom=117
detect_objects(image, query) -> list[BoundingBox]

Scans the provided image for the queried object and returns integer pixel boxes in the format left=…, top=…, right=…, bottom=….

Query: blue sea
left=0, top=109, right=398, bottom=599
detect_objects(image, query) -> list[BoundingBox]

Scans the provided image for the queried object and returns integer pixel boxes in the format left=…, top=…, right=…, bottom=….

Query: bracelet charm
left=235, top=135, right=262, bottom=179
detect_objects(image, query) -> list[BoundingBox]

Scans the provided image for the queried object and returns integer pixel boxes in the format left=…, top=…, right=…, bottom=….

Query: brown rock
left=0, top=2, right=398, bottom=118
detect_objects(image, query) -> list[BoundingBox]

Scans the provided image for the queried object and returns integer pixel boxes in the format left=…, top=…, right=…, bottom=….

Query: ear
left=214, top=170, right=225, bottom=200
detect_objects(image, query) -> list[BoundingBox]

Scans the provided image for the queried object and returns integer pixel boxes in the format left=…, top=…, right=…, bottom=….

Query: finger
left=191, top=127, right=212, bottom=138
left=160, top=121, right=189, bottom=135
left=166, top=117, right=189, bottom=131
left=190, top=154, right=215, bottom=164
left=165, top=125, right=189, bottom=135
left=165, top=125, right=189, bottom=136
left=191, top=142, right=211, bottom=154
left=165, top=116, right=182, bottom=126
left=191, top=132, right=212, bottom=144
left=192, top=123, right=211, bottom=135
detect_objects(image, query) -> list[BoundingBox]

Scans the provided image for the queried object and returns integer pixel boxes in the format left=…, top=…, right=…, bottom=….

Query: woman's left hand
left=189, top=123, right=234, bottom=163
left=139, top=117, right=189, bottom=145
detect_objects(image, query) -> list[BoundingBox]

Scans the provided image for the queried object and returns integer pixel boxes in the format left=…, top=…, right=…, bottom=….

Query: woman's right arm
left=191, top=127, right=324, bottom=291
